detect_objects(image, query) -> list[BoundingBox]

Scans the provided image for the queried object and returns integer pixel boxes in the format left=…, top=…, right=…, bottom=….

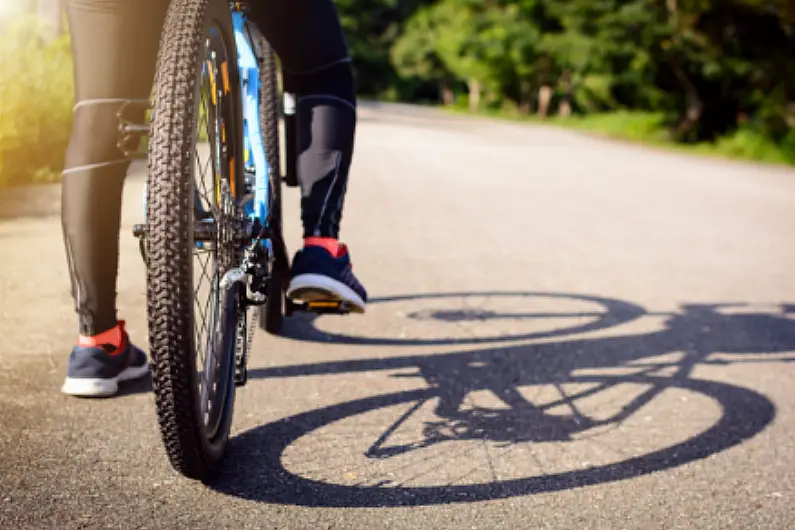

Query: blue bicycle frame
left=232, top=10, right=270, bottom=234
left=231, top=9, right=274, bottom=252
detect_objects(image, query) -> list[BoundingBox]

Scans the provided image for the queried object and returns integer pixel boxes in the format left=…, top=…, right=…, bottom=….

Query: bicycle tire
left=147, top=0, right=244, bottom=481
left=247, top=24, right=286, bottom=335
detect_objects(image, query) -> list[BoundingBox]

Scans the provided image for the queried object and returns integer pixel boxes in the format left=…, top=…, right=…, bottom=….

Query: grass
left=442, top=102, right=795, bottom=168
left=0, top=15, right=75, bottom=189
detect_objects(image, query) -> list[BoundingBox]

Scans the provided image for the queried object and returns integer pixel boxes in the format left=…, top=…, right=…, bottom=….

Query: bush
left=560, top=111, right=670, bottom=143
left=713, top=125, right=795, bottom=165
left=0, top=16, right=74, bottom=188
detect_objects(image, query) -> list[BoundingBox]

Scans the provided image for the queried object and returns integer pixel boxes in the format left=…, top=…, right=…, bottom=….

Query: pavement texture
left=1, top=102, right=795, bottom=529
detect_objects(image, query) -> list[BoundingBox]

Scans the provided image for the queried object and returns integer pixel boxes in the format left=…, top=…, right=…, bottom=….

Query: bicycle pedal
left=293, top=300, right=352, bottom=315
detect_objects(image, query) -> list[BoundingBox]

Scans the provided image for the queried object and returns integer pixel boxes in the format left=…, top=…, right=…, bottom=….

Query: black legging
left=62, top=0, right=356, bottom=336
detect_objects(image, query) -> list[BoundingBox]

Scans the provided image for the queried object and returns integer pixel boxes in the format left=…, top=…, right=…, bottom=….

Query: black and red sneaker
left=61, top=321, right=149, bottom=398
left=287, top=239, right=367, bottom=313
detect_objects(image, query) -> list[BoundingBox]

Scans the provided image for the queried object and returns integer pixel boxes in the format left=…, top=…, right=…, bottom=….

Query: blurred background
left=1, top=0, right=794, bottom=190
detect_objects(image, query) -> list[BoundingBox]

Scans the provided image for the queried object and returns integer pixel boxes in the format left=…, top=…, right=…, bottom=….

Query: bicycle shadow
left=210, top=292, right=795, bottom=507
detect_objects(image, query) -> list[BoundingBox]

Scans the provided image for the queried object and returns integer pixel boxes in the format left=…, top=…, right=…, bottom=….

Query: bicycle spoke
left=190, top=45, right=233, bottom=431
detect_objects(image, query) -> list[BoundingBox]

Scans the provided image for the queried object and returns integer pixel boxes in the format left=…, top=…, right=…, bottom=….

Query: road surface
left=2, top=102, right=795, bottom=529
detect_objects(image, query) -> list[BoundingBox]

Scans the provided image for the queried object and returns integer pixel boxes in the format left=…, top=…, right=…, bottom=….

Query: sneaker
left=61, top=320, right=150, bottom=398
left=287, top=239, right=367, bottom=313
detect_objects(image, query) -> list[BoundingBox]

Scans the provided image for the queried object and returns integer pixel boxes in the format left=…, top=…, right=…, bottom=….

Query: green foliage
left=561, top=111, right=671, bottom=143
left=0, top=16, right=74, bottom=188
left=390, top=0, right=793, bottom=156
left=334, top=0, right=438, bottom=96
left=390, top=6, right=445, bottom=80
left=714, top=126, right=795, bottom=165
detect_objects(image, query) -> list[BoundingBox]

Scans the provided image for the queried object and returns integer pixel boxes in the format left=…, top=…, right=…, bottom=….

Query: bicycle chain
left=234, top=304, right=255, bottom=386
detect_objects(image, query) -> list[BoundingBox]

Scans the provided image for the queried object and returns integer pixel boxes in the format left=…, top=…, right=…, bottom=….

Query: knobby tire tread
left=147, top=0, right=236, bottom=481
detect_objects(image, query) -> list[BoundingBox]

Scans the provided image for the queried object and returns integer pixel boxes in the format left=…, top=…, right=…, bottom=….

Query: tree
left=429, top=0, right=495, bottom=111
left=391, top=6, right=456, bottom=104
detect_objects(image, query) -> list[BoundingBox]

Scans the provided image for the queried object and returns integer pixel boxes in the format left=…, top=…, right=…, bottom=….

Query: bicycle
left=125, top=0, right=352, bottom=481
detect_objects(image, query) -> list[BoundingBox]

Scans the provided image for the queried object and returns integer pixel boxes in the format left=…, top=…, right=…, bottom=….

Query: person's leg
left=249, top=0, right=367, bottom=311
left=60, top=0, right=168, bottom=397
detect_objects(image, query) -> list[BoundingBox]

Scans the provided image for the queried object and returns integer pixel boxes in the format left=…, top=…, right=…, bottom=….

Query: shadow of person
left=210, top=293, right=795, bottom=507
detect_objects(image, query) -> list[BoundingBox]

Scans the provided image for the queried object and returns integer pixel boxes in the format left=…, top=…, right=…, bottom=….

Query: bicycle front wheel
left=146, top=0, right=245, bottom=481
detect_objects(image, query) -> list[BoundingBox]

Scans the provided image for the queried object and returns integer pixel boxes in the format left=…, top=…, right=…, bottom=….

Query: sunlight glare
left=0, top=0, right=22, bottom=20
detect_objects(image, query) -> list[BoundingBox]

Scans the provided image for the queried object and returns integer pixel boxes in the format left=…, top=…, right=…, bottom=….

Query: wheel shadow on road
left=210, top=291, right=795, bottom=507
left=276, top=291, right=648, bottom=348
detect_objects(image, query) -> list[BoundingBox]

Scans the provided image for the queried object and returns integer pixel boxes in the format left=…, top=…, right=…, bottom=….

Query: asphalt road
left=2, top=102, right=795, bottom=529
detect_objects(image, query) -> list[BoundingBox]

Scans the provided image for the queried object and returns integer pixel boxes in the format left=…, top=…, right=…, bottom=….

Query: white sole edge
left=61, top=363, right=150, bottom=398
left=287, top=273, right=366, bottom=313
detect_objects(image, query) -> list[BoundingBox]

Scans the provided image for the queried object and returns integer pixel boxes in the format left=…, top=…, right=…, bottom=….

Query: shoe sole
left=287, top=274, right=366, bottom=313
left=61, top=363, right=150, bottom=398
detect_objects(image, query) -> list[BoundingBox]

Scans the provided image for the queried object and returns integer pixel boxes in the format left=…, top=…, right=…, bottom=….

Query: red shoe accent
left=304, top=237, right=341, bottom=257
left=77, top=320, right=128, bottom=356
